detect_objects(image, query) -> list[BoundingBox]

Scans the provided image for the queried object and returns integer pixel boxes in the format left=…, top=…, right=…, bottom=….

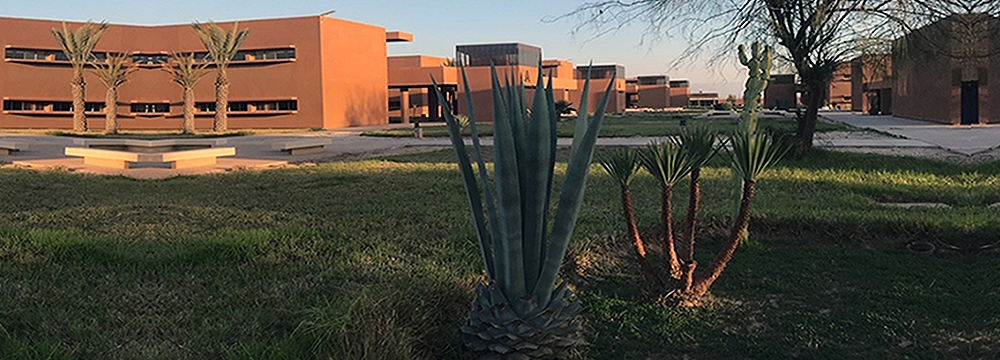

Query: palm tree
left=91, top=53, right=138, bottom=134
left=51, top=21, right=109, bottom=132
left=191, top=21, right=249, bottom=132
left=163, top=53, right=209, bottom=134
left=600, top=147, right=661, bottom=288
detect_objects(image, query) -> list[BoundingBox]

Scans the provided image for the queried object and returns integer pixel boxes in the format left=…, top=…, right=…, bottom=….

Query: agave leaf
left=533, top=77, right=614, bottom=308
left=490, top=65, right=526, bottom=298
left=433, top=76, right=495, bottom=280
left=522, top=64, right=554, bottom=291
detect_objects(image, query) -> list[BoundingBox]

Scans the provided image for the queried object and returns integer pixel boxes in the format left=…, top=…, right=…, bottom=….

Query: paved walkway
left=820, top=111, right=1000, bottom=155
left=1, top=112, right=994, bottom=178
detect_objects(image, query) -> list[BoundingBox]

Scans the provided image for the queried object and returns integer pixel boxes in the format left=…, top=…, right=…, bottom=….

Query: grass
left=364, top=113, right=852, bottom=138
left=0, top=149, right=997, bottom=359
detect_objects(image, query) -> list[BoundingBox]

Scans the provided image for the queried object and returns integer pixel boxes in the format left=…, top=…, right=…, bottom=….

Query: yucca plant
left=639, top=139, right=692, bottom=280
left=163, top=53, right=210, bottom=134
left=688, top=130, right=787, bottom=298
left=676, top=126, right=721, bottom=288
left=92, top=53, right=138, bottom=134
left=51, top=21, right=109, bottom=132
left=600, top=148, right=660, bottom=287
left=436, top=63, right=612, bottom=359
left=191, top=21, right=249, bottom=132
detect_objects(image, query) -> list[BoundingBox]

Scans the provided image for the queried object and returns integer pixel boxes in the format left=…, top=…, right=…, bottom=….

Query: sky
left=1, top=0, right=749, bottom=96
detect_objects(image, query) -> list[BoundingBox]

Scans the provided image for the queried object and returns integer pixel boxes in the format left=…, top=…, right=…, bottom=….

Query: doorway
left=961, top=81, right=979, bottom=125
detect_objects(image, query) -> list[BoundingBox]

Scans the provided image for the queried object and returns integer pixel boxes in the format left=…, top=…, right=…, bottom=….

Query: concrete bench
left=65, top=147, right=236, bottom=169
left=271, top=139, right=332, bottom=155
left=73, top=138, right=227, bottom=153
left=0, top=141, right=28, bottom=155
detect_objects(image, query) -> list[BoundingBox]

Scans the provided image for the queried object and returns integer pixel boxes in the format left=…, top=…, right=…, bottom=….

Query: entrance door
left=961, top=81, right=979, bottom=125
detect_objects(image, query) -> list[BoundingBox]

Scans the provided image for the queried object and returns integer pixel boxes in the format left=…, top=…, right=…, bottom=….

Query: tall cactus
left=737, top=42, right=774, bottom=135
left=436, top=64, right=613, bottom=359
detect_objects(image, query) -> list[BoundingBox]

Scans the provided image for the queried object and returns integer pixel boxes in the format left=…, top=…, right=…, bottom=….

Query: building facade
left=0, top=16, right=394, bottom=130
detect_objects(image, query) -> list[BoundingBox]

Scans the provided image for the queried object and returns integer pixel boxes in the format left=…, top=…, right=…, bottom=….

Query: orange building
left=0, top=15, right=399, bottom=130
left=625, top=75, right=671, bottom=109
left=669, top=80, right=691, bottom=107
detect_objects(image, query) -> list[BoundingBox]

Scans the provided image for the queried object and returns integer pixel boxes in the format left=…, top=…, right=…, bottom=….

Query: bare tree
left=560, top=0, right=895, bottom=152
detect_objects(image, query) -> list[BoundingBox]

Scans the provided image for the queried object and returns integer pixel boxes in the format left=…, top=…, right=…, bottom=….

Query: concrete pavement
left=820, top=111, right=1000, bottom=155
left=1, top=112, right=994, bottom=178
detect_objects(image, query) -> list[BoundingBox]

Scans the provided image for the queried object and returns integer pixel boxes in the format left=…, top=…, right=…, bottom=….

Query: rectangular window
left=3, top=100, right=25, bottom=111
left=85, top=102, right=105, bottom=113
left=196, top=102, right=215, bottom=112
left=52, top=102, right=72, bottom=112
left=277, top=100, right=297, bottom=111
left=228, top=102, right=248, bottom=112
left=130, top=103, right=170, bottom=113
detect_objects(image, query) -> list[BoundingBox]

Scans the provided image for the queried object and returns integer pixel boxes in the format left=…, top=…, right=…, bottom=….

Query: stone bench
left=0, top=141, right=28, bottom=155
left=64, top=147, right=236, bottom=169
left=73, top=138, right=227, bottom=153
left=271, top=139, right=332, bottom=155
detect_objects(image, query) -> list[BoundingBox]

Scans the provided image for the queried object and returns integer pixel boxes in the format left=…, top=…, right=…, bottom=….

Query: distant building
left=764, top=74, right=797, bottom=109
left=0, top=15, right=396, bottom=130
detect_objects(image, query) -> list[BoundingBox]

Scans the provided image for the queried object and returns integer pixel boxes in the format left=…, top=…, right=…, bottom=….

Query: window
left=133, top=54, right=168, bottom=65
left=195, top=100, right=296, bottom=113
left=131, top=103, right=170, bottom=113
left=228, top=102, right=248, bottom=112
left=85, top=102, right=105, bottom=113
left=52, top=102, right=72, bottom=112
left=232, top=48, right=296, bottom=62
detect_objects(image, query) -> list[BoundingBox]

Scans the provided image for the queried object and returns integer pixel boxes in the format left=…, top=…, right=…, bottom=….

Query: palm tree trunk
left=183, top=86, right=196, bottom=134
left=621, top=184, right=661, bottom=288
left=72, top=71, right=87, bottom=132
left=662, top=184, right=680, bottom=279
left=104, top=86, right=117, bottom=134
left=691, top=179, right=755, bottom=297
left=214, top=72, right=229, bottom=132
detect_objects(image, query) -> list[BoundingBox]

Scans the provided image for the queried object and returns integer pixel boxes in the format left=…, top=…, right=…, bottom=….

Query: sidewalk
left=820, top=111, right=1000, bottom=155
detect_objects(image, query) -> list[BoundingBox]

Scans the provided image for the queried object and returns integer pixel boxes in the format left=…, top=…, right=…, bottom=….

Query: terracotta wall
left=0, top=16, right=388, bottom=130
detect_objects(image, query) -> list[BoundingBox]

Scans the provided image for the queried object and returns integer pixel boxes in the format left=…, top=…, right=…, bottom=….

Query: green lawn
left=364, top=113, right=852, bottom=138
left=0, top=149, right=997, bottom=359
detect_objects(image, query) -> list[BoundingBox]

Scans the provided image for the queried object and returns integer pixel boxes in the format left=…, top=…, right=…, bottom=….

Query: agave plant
left=91, top=53, right=138, bottom=134
left=191, top=21, right=249, bottom=132
left=51, top=21, right=109, bottom=132
left=163, top=53, right=210, bottom=134
left=436, top=64, right=612, bottom=359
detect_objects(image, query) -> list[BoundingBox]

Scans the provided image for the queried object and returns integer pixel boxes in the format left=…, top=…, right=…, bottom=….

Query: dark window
left=131, top=103, right=170, bottom=113
left=52, top=102, right=72, bottom=112
left=196, top=102, right=216, bottom=112
left=276, top=49, right=295, bottom=59
left=85, top=102, right=105, bottom=112
left=389, top=97, right=401, bottom=111
left=133, top=54, right=168, bottom=65
left=278, top=100, right=297, bottom=111
left=228, top=102, right=248, bottom=112
left=3, top=100, right=25, bottom=111
left=53, top=52, right=69, bottom=61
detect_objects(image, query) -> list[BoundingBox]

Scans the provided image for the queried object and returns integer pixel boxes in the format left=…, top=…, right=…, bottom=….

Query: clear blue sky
left=2, top=0, right=748, bottom=96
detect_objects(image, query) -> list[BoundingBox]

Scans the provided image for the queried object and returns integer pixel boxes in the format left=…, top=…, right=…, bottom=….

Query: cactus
left=737, top=42, right=774, bottom=134
left=435, top=64, right=613, bottom=359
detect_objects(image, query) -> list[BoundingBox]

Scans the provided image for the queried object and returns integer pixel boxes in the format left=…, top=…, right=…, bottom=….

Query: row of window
left=5, top=48, right=296, bottom=64
left=2, top=101, right=104, bottom=112
left=2, top=100, right=297, bottom=114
